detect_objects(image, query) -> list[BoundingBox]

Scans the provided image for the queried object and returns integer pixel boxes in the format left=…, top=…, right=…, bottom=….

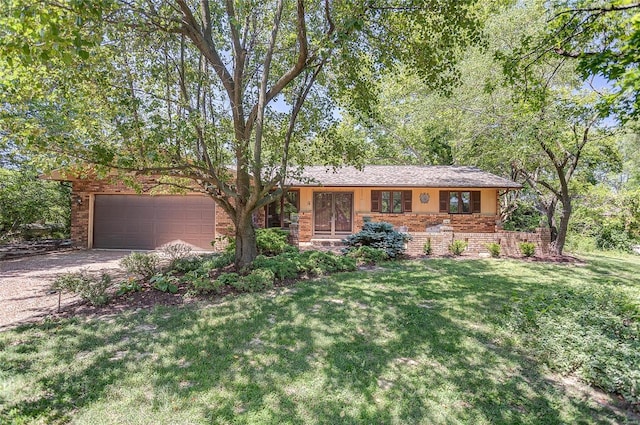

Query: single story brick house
left=49, top=165, right=550, bottom=256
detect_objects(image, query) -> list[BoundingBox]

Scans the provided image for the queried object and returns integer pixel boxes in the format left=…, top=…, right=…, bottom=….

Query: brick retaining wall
left=407, top=228, right=551, bottom=257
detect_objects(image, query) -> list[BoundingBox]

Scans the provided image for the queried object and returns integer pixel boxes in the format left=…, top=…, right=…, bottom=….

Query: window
left=371, top=190, right=412, bottom=213
left=439, top=191, right=481, bottom=214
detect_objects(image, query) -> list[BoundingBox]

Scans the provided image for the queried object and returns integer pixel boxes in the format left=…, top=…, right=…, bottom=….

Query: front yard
left=1, top=253, right=638, bottom=424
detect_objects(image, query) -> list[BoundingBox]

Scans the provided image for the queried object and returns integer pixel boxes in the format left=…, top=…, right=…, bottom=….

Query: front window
left=441, top=190, right=480, bottom=214
left=381, top=191, right=403, bottom=213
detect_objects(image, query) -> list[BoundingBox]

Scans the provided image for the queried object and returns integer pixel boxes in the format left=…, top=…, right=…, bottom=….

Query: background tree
left=0, top=0, right=484, bottom=267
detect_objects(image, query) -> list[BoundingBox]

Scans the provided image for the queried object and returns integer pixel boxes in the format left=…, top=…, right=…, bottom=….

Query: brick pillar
left=288, top=223, right=299, bottom=249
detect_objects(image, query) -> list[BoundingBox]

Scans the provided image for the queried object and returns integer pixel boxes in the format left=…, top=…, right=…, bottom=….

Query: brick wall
left=70, top=175, right=218, bottom=249
left=407, top=228, right=551, bottom=257
left=297, top=212, right=498, bottom=242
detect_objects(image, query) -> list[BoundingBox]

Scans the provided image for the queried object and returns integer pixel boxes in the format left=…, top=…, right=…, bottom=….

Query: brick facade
left=69, top=176, right=227, bottom=249
left=296, top=212, right=498, bottom=243
left=406, top=228, right=551, bottom=257
left=69, top=174, right=539, bottom=255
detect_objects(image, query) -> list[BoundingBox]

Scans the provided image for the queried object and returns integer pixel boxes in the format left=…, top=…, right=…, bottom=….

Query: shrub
left=120, top=252, right=160, bottom=279
left=256, top=228, right=291, bottom=255
left=300, top=250, right=357, bottom=275
left=502, top=286, right=640, bottom=405
left=232, top=269, right=275, bottom=293
left=251, top=255, right=299, bottom=281
left=343, top=222, right=411, bottom=258
left=150, top=273, right=179, bottom=293
left=519, top=242, right=536, bottom=257
left=423, top=239, right=432, bottom=256
left=486, top=242, right=501, bottom=258
left=346, top=246, right=389, bottom=265
left=595, top=223, right=634, bottom=252
left=224, top=228, right=294, bottom=256
left=161, top=243, right=193, bottom=266
left=51, top=270, right=112, bottom=306
left=184, top=269, right=224, bottom=295
left=448, top=240, right=467, bottom=256
left=116, top=277, right=142, bottom=296
left=216, top=272, right=241, bottom=287
left=171, top=253, right=233, bottom=273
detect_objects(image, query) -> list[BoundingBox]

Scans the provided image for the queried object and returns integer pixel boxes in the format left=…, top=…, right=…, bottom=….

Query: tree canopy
left=0, top=0, right=485, bottom=267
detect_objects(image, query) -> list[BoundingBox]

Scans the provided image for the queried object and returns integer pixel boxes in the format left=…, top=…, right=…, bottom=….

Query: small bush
left=256, top=228, right=291, bottom=255
left=222, top=228, right=294, bottom=257
left=120, top=252, right=160, bottom=279
left=519, top=242, right=536, bottom=257
left=595, top=224, right=634, bottom=252
left=232, top=269, right=275, bottom=293
left=216, top=272, right=241, bottom=287
left=343, top=222, right=411, bottom=258
left=346, top=246, right=389, bottom=265
left=51, top=270, right=112, bottom=306
left=116, top=277, right=142, bottom=296
left=448, top=240, right=468, bottom=256
left=423, top=239, right=432, bottom=256
left=150, top=273, right=179, bottom=293
left=301, top=250, right=357, bottom=276
left=184, top=269, right=224, bottom=295
left=486, top=242, right=501, bottom=258
left=251, top=255, right=299, bottom=281
left=171, top=253, right=232, bottom=273
left=161, top=243, right=193, bottom=265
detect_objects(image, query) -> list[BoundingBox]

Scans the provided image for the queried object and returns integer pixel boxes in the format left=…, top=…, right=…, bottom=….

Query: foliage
left=51, top=270, right=112, bottom=306
left=161, top=243, right=193, bottom=266
left=423, top=239, right=432, bottom=256
left=0, top=168, right=70, bottom=239
left=250, top=255, right=299, bottom=281
left=0, top=0, right=484, bottom=269
left=250, top=250, right=356, bottom=281
left=502, top=201, right=543, bottom=232
left=115, top=277, right=142, bottom=296
left=448, top=240, right=468, bottom=256
left=119, top=252, right=160, bottom=280
left=486, top=242, right=501, bottom=258
left=345, top=246, right=389, bottom=265
left=231, top=269, right=275, bottom=293
left=225, top=228, right=294, bottom=257
left=216, top=272, right=241, bottom=288
left=343, top=222, right=411, bottom=258
left=149, top=273, right=179, bottom=294
left=184, top=269, right=224, bottom=295
left=596, top=222, right=635, bottom=253
left=171, top=253, right=234, bottom=274
left=503, top=285, right=640, bottom=405
left=255, top=228, right=292, bottom=256
left=519, top=242, right=536, bottom=257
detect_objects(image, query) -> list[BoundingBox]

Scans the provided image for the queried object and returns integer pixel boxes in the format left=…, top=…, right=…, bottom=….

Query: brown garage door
left=93, top=195, right=216, bottom=250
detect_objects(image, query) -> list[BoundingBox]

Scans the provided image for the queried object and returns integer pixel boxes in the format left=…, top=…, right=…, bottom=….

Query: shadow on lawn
left=0, top=259, right=631, bottom=424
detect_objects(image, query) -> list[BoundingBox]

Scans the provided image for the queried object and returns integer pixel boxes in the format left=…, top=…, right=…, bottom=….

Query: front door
left=313, top=192, right=353, bottom=237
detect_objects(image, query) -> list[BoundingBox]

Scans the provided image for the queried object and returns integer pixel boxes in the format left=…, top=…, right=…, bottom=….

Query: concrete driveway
left=0, top=250, right=132, bottom=330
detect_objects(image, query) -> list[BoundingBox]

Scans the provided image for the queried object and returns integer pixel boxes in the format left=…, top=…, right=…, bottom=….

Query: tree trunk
left=234, top=210, right=258, bottom=270
left=554, top=197, right=572, bottom=256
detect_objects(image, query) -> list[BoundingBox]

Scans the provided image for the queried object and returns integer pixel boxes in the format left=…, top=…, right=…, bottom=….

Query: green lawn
left=1, top=253, right=639, bottom=424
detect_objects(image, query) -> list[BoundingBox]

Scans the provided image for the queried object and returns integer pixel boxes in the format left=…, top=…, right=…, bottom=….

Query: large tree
left=0, top=0, right=484, bottom=267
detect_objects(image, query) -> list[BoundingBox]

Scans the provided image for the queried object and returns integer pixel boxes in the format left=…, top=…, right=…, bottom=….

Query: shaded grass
left=1, top=253, right=639, bottom=424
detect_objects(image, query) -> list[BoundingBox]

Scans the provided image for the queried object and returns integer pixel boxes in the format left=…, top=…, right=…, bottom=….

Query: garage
left=93, top=195, right=216, bottom=250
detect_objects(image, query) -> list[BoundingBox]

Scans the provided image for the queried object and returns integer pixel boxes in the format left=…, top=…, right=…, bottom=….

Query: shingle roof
left=287, top=165, right=521, bottom=189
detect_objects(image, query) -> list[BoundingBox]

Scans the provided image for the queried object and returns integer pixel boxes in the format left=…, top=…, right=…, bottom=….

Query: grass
left=1, top=253, right=639, bottom=424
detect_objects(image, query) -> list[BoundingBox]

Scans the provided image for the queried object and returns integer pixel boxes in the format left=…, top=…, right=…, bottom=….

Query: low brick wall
left=407, top=228, right=551, bottom=257
left=297, top=212, right=498, bottom=242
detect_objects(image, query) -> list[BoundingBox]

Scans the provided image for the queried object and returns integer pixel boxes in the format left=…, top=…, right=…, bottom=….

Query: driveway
left=0, top=250, right=132, bottom=330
